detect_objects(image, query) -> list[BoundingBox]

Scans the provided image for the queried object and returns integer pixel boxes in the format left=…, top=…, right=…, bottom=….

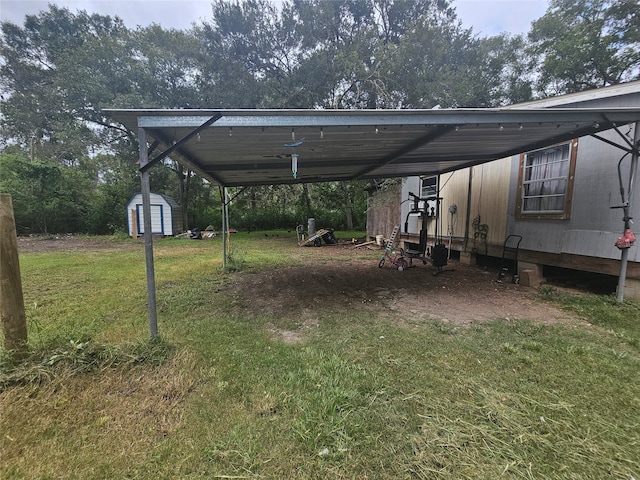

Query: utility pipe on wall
left=462, top=166, right=473, bottom=252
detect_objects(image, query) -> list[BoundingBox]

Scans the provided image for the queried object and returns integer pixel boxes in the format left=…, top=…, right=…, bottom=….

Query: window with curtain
left=516, top=140, right=577, bottom=219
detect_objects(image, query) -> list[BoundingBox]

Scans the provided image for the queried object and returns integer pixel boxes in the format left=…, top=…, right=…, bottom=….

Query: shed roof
left=127, top=191, right=181, bottom=209
left=105, top=107, right=640, bottom=187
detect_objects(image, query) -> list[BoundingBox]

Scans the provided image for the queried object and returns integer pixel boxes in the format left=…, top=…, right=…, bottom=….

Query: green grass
left=539, top=285, right=640, bottom=348
left=1, top=233, right=639, bottom=479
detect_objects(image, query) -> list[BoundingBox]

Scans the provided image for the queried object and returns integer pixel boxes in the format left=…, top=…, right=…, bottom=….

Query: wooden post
left=0, top=194, right=28, bottom=356
left=131, top=209, right=138, bottom=238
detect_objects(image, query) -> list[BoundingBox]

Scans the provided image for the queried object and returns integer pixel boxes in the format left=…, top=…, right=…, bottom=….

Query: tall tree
left=135, top=25, right=202, bottom=108
left=527, top=0, right=640, bottom=95
left=0, top=6, right=138, bottom=159
left=197, top=0, right=286, bottom=107
left=134, top=25, right=206, bottom=229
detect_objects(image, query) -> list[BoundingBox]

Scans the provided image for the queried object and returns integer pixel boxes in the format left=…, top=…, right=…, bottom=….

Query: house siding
left=404, top=158, right=511, bottom=252
left=399, top=126, right=639, bottom=278
left=507, top=129, right=639, bottom=264
left=385, top=82, right=640, bottom=296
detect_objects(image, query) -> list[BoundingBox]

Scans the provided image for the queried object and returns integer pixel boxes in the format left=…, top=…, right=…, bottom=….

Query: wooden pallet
left=298, top=228, right=330, bottom=247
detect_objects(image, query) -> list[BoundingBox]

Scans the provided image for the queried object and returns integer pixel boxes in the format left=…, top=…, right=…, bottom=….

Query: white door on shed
left=136, top=204, right=164, bottom=234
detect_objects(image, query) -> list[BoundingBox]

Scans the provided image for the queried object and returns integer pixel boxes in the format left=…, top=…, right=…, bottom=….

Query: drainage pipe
left=462, top=166, right=473, bottom=252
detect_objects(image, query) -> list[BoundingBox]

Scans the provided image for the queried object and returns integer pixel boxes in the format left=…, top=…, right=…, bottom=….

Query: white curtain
left=522, top=144, right=570, bottom=212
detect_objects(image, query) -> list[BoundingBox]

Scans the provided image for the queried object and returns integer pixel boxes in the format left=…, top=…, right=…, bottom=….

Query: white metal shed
left=126, top=192, right=183, bottom=237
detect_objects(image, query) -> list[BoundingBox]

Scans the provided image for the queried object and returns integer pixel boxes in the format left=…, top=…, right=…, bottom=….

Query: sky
left=1, top=0, right=549, bottom=37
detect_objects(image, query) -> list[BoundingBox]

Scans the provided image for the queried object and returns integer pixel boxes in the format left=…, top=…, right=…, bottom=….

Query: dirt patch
left=17, top=234, right=140, bottom=253
left=228, top=249, right=580, bottom=343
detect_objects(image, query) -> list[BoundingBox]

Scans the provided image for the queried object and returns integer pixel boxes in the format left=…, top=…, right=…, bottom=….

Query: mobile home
left=386, top=82, right=640, bottom=298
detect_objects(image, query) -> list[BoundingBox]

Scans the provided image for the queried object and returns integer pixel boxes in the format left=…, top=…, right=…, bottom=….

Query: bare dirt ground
left=230, top=253, right=575, bottom=323
left=18, top=235, right=581, bottom=339
left=17, top=234, right=139, bottom=253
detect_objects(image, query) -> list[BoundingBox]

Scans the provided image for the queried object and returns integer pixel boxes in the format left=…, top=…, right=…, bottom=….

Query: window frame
left=420, top=175, right=438, bottom=199
left=515, top=139, right=578, bottom=220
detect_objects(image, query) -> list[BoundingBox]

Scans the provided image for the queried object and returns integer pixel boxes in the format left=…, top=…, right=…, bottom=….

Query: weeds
left=0, top=337, right=172, bottom=391
left=537, top=284, right=559, bottom=299
left=225, top=244, right=246, bottom=272
left=538, top=287, right=640, bottom=348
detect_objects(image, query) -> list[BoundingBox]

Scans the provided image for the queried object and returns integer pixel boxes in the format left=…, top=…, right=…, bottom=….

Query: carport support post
left=222, top=187, right=229, bottom=271
left=139, top=127, right=159, bottom=337
left=616, top=121, right=640, bottom=303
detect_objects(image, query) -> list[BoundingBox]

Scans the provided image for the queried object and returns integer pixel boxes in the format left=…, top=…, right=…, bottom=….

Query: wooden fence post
left=0, top=194, right=28, bottom=356
left=131, top=209, right=138, bottom=238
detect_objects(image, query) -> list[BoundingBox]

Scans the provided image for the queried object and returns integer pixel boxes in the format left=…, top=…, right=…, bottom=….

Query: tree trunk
left=171, top=161, right=190, bottom=231
left=302, top=183, right=313, bottom=218
left=0, top=194, right=28, bottom=357
left=340, top=181, right=354, bottom=230
left=250, top=188, right=257, bottom=210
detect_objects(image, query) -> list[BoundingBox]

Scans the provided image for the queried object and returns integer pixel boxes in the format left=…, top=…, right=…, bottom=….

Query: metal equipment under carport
left=402, top=192, right=429, bottom=267
left=402, top=191, right=448, bottom=274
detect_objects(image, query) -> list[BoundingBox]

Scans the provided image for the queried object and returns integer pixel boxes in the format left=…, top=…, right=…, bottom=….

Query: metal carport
left=105, top=107, right=640, bottom=337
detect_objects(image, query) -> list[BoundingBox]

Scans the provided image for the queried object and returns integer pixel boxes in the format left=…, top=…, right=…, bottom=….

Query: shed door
left=136, top=204, right=164, bottom=234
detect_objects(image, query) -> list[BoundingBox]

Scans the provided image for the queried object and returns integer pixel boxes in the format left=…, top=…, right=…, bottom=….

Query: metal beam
left=127, top=107, right=640, bottom=130
left=591, top=133, right=634, bottom=154
left=144, top=128, right=226, bottom=185
left=199, top=158, right=376, bottom=172
left=222, top=187, right=229, bottom=272
left=140, top=113, right=222, bottom=173
left=601, top=113, right=635, bottom=150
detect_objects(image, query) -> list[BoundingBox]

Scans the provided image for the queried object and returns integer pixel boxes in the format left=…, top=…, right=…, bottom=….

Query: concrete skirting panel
left=624, top=278, right=640, bottom=302
left=518, top=262, right=543, bottom=287
left=459, top=251, right=476, bottom=265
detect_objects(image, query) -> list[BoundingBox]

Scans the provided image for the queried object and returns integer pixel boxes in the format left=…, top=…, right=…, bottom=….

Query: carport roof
left=105, top=107, right=640, bottom=186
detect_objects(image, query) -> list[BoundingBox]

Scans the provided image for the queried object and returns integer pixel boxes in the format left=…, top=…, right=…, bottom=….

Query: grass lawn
left=1, top=232, right=639, bottom=479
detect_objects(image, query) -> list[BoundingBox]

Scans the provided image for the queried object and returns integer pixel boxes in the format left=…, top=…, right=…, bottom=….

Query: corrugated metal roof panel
left=105, top=107, right=640, bottom=186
